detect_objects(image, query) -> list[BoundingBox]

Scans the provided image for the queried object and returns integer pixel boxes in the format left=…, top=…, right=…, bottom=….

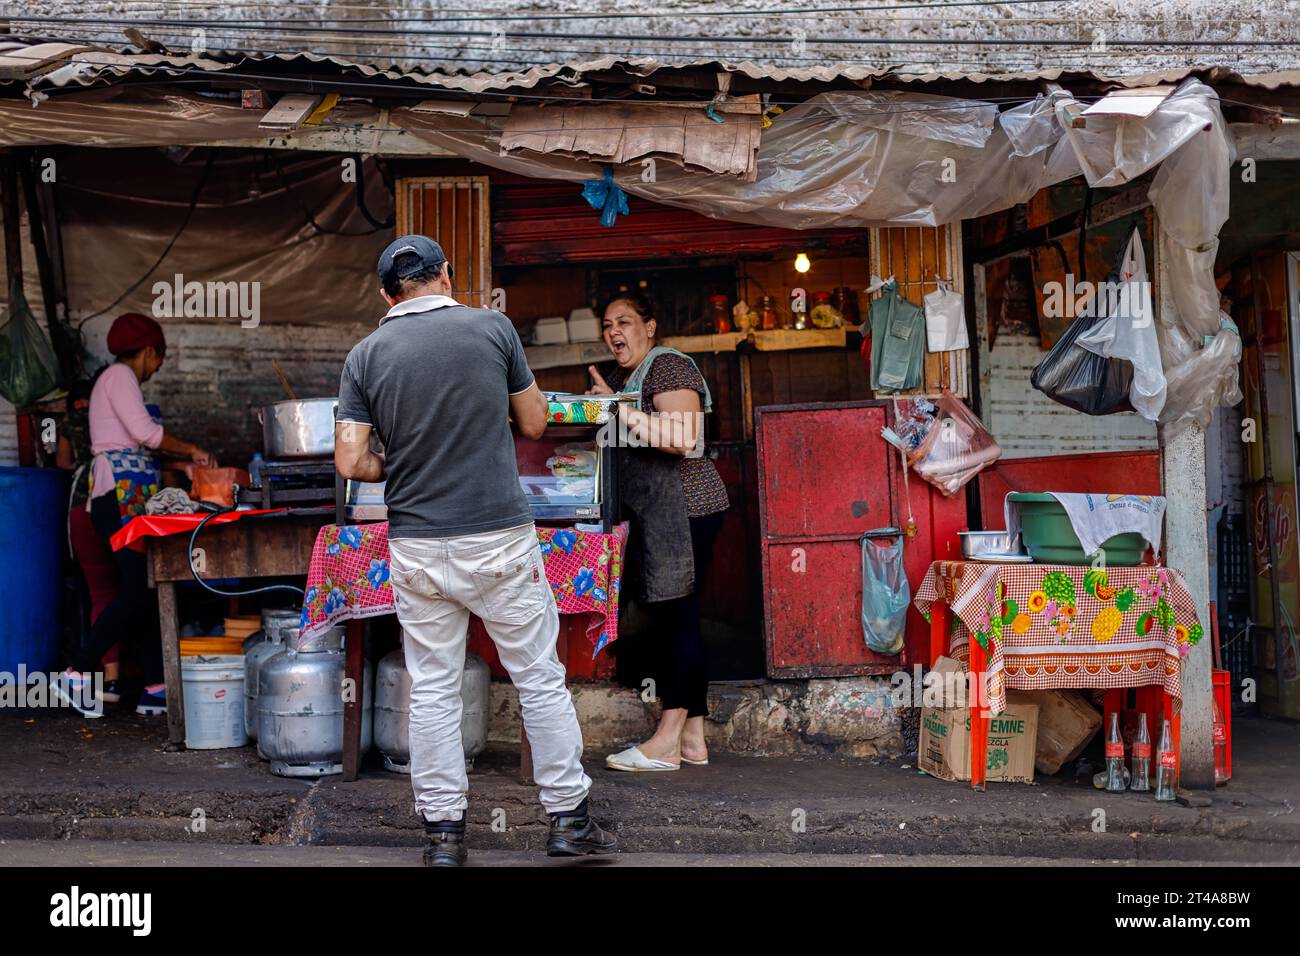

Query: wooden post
left=1, top=153, right=22, bottom=308
left=342, top=620, right=365, bottom=781
left=156, top=581, right=186, bottom=749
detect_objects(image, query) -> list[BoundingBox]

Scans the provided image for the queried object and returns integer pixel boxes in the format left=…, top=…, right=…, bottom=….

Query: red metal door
left=756, top=401, right=900, bottom=677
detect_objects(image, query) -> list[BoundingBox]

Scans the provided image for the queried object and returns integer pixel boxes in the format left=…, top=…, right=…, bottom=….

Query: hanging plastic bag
left=1158, top=312, right=1243, bottom=439
left=1075, top=229, right=1166, bottom=421
left=861, top=532, right=908, bottom=655
left=907, top=388, right=1002, bottom=496
left=1029, top=255, right=1136, bottom=416
left=0, top=279, right=59, bottom=407
left=923, top=279, right=969, bottom=352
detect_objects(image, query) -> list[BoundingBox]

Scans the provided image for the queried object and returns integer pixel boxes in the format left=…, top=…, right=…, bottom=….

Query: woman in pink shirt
left=53, top=313, right=214, bottom=719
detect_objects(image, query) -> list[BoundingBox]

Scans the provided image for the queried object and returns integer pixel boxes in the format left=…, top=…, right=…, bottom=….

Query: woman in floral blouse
left=588, top=293, right=729, bottom=772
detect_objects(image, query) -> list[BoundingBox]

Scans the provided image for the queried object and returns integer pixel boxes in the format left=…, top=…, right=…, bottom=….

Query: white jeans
left=387, top=523, right=591, bottom=822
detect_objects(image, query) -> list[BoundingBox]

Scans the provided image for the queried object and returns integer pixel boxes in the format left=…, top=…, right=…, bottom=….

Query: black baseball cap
left=377, top=235, right=449, bottom=284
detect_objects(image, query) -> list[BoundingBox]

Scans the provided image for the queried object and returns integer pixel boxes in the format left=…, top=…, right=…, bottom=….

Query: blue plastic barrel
left=0, top=467, right=68, bottom=677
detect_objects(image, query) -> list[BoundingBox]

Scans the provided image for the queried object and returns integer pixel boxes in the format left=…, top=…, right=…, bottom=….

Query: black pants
left=69, top=494, right=163, bottom=683
left=647, top=510, right=724, bottom=718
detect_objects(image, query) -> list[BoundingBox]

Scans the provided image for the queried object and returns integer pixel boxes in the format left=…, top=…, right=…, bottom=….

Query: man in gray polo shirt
left=335, top=235, right=616, bottom=866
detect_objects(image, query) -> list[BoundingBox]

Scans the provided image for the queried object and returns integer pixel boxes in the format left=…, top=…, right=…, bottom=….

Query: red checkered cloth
left=914, top=561, right=1202, bottom=715
left=300, top=522, right=627, bottom=657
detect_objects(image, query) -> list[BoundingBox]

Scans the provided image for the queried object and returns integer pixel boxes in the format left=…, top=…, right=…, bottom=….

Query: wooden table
left=917, top=559, right=1199, bottom=790
left=145, top=511, right=356, bottom=754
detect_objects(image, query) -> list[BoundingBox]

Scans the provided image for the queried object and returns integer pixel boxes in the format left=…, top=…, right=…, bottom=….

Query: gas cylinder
left=374, top=646, right=489, bottom=774
left=242, top=607, right=302, bottom=746
left=257, top=625, right=373, bottom=777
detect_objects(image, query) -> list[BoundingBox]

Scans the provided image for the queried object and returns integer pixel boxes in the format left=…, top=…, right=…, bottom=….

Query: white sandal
left=605, top=745, right=680, bottom=772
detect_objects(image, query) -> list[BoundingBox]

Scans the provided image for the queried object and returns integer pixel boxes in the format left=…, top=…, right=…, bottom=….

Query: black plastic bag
left=0, top=280, right=59, bottom=407
left=1030, top=266, right=1135, bottom=416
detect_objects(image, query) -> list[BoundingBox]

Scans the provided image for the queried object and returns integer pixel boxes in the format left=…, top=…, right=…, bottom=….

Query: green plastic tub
left=1007, top=492, right=1147, bottom=566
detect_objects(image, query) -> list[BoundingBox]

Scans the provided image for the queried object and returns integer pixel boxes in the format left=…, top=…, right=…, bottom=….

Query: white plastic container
left=182, top=654, right=248, bottom=750
left=531, top=317, right=569, bottom=345
left=567, top=307, right=601, bottom=343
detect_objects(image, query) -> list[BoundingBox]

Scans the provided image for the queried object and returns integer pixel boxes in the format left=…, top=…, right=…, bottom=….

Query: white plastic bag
left=1158, top=312, right=1243, bottom=439
left=923, top=280, right=968, bottom=352
left=1076, top=230, right=1167, bottom=421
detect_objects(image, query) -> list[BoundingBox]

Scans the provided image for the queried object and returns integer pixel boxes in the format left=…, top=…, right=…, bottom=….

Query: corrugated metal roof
left=5, top=41, right=1300, bottom=96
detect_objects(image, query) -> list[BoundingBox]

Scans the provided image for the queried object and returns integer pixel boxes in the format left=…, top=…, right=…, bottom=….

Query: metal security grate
left=1216, top=511, right=1254, bottom=708
left=397, top=176, right=492, bottom=308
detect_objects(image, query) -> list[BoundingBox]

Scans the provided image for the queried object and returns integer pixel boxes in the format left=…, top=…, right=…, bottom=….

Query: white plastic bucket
left=182, top=655, right=248, bottom=750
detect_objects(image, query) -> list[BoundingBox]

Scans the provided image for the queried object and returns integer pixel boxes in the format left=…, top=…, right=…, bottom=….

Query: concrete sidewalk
left=1, top=707, right=1296, bottom=863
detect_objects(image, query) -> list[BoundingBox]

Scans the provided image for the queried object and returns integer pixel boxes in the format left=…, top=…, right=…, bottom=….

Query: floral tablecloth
left=914, top=561, right=1203, bottom=715
left=300, top=522, right=627, bottom=657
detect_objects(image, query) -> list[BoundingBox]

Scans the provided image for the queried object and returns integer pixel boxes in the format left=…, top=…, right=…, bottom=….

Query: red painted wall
left=977, top=450, right=1163, bottom=532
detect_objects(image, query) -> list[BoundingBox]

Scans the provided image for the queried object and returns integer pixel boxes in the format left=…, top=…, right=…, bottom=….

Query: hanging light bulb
left=794, top=252, right=811, bottom=274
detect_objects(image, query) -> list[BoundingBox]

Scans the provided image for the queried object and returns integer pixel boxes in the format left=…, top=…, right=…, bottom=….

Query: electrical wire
left=74, top=151, right=215, bottom=328
left=187, top=508, right=306, bottom=600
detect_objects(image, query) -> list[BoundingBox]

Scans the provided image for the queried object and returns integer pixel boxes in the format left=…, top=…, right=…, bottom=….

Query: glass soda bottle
left=1212, top=696, right=1228, bottom=785
left=1130, top=712, right=1151, bottom=792
left=1104, top=711, right=1126, bottom=792
left=1154, top=718, right=1176, bottom=801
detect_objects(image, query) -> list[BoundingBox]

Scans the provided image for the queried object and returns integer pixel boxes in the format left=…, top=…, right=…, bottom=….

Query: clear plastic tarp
left=0, top=78, right=1237, bottom=432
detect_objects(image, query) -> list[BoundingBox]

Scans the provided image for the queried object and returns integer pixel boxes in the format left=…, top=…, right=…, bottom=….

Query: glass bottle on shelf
left=790, top=294, right=808, bottom=330
left=833, top=286, right=861, bottom=327
left=758, top=295, right=781, bottom=331
left=1130, top=712, right=1151, bottom=792
left=708, top=294, right=732, bottom=334
left=1154, top=718, right=1177, bottom=801
left=1104, top=711, right=1126, bottom=792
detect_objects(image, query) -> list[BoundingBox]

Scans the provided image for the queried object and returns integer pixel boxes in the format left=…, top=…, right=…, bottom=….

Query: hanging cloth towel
left=1004, top=492, right=1166, bottom=558
left=869, top=280, right=926, bottom=392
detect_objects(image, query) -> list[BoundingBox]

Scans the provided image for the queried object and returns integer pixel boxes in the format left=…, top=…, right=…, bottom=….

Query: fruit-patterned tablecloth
left=914, top=561, right=1203, bottom=715
left=299, top=522, right=627, bottom=657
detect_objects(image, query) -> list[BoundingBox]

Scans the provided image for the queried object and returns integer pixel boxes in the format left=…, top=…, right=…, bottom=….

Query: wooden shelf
left=525, top=328, right=847, bottom=369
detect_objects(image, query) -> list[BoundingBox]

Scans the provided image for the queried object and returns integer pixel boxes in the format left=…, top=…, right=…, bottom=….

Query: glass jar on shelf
left=790, top=297, right=809, bottom=330
left=832, top=286, right=861, bottom=327
left=708, top=294, right=731, bottom=334
left=810, top=291, right=844, bottom=329
left=758, top=294, right=782, bottom=331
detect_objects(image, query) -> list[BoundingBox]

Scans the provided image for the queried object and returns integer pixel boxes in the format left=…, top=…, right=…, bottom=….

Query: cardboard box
left=919, top=658, right=1039, bottom=784
left=1007, top=689, right=1101, bottom=776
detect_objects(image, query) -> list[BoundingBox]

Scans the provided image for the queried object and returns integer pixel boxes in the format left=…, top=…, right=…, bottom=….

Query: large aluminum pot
left=258, top=397, right=338, bottom=459
left=374, top=647, right=489, bottom=774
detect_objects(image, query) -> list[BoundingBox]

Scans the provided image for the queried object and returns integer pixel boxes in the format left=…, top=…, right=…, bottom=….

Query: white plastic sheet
left=0, top=77, right=1238, bottom=431
left=1157, top=313, right=1244, bottom=440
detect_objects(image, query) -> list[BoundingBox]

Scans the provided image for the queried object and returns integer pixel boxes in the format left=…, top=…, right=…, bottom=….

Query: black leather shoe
left=546, top=806, right=618, bottom=857
left=423, top=831, right=468, bottom=867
